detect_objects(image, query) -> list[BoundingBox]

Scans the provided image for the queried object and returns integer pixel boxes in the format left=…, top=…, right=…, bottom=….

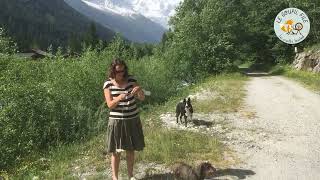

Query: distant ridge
left=64, top=0, right=167, bottom=43
left=0, top=0, right=116, bottom=51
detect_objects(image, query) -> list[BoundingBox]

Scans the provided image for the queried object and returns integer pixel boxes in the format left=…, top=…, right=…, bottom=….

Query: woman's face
left=115, top=65, right=125, bottom=80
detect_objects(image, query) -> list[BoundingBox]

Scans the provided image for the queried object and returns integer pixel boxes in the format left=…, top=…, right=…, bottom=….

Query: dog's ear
left=187, top=97, right=191, bottom=102
left=183, top=98, right=186, bottom=103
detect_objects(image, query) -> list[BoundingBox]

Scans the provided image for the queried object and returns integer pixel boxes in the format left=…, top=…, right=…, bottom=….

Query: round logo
left=274, top=8, right=310, bottom=44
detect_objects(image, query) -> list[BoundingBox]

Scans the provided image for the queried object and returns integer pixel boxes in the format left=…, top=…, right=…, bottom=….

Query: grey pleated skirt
left=106, top=116, right=145, bottom=153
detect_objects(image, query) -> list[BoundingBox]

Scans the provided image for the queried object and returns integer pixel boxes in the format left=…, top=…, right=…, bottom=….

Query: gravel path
left=230, top=75, right=320, bottom=180
left=158, top=75, right=320, bottom=180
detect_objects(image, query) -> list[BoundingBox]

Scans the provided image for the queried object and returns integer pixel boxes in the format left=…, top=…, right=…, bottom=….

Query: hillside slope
left=0, top=0, right=115, bottom=51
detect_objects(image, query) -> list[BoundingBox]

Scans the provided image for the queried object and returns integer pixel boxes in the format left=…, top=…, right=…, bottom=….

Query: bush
left=127, top=56, right=178, bottom=104
left=0, top=28, right=17, bottom=54
left=0, top=44, right=180, bottom=169
left=0, top=50, right=111, bottom=169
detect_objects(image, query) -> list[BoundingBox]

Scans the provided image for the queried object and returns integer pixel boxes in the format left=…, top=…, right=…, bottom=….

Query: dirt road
left=143, top=75, right=320, bottom=180
left=229, top=75, right=320, bottom=180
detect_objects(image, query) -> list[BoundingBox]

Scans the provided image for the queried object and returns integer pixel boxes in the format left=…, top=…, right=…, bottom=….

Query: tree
left=84, top=22, right=99, bottom=48
left=107, top=33, right=126, bottom=58
left=0, top=27, right=17, bottom=54
left=163, top=0, right=320, bottom=78
left=68, top=33, right=82, bottom=53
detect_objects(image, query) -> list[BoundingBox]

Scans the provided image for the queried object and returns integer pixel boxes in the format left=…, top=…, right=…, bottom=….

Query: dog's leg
left=175, top=109, right=179, bottom=124
left=176, top=113, right=179, bottom=124
left=184, top=115, right=187, bottom=127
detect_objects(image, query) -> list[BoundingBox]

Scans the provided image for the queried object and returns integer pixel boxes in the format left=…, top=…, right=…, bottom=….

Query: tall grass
left=8, top=73, right=249, bottom=179
left=270, top=65, right=320, bottom=92
left=140, top=129, right=223, bottom=164
left=0, top=48, right=177, bottom=170
left=304, top=43, right=320, bottom=52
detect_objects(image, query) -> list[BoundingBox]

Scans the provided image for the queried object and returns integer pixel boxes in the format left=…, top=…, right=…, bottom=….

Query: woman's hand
left=131, top=86, right=142, bottom=96
left=117, top=93, right=127, bottom=101
left=131, top=84, right=145, bottom=101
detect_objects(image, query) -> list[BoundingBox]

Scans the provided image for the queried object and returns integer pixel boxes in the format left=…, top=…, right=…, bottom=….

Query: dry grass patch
left=191, top=74, right=248, bottom=113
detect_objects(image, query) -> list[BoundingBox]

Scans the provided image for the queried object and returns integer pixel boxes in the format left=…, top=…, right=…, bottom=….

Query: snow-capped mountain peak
left=82, top=0, right=136, bottom=16
left=82, top=0, right=183, bottom=28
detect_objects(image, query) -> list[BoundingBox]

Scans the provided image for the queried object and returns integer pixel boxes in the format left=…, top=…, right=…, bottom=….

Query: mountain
left=64, top=0, right=179, bottom=43
left=82, top=0, right=183, bottom=28
left=126, top=0, right=182, bottom=28
left=0, top=0, right=115, bottom=51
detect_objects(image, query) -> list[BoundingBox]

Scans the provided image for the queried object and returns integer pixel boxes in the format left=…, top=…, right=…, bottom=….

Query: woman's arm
left=104, top=88, right=127, bottom=109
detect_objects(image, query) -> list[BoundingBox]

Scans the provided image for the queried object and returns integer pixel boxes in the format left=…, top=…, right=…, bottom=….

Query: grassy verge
left=238, top=61, right=254, bottom=69
left=191, top=74, right=248, bottom=113
left=304, top=43, right=320, bottom=52
left=8, top=73, right=248, bottom=179
left=270, top=65, right=320, bottom=93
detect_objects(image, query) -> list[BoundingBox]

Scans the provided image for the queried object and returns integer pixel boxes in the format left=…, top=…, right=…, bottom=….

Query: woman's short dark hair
left=108, top=58, right=129, bottom=79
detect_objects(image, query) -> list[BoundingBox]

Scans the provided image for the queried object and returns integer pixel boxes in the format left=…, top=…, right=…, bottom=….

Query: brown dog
left=171, top=161, right=216, bottom=180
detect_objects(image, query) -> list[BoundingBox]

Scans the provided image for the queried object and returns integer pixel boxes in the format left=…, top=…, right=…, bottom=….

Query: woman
left=103, top=59, right=145, bottom=180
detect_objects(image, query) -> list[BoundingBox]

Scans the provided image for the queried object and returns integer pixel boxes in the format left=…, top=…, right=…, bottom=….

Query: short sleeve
left=103, top=80, right=112, bottom=89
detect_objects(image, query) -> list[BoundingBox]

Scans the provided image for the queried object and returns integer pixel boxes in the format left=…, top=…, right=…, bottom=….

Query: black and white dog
left=176, top=97, right=193, bottom=127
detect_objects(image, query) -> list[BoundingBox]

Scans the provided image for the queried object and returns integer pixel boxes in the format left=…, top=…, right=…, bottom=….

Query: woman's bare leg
left=126, top=150, right=135, bottom=178
left=111, top=152, right=120, bottom=180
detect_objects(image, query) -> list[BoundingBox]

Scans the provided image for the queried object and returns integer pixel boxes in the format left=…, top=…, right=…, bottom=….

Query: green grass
left=191, top=73, right=248, bottom=113
left=9, top=134, right=107, bottom=179
left=304, top=43, right=320, bottom=52
left=238, top=61, right=254, bottom=69
left=8, top=73, right=248, bottom=179
left=270, top=65, right=320, bottom=93
left=141, top=129, right=223, bottom=164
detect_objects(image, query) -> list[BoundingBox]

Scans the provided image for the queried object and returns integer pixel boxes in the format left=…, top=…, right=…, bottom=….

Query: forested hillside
left=159, top=0, right=320, bottom=79
left=0, top=0, right=115, bottom=51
